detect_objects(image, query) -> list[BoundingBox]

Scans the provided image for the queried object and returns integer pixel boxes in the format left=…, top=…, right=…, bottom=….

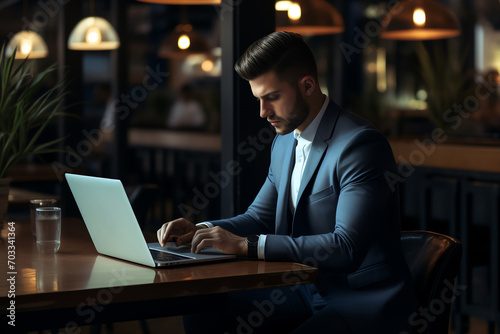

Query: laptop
left=66, top=173, right=236, bottom=267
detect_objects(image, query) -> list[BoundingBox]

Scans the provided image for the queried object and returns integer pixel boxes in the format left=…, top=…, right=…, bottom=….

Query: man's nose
left=260, top=100, right=273, bottom=118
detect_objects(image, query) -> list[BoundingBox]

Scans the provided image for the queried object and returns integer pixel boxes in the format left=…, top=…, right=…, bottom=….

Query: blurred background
left=1, top=1, right=500, bottom=332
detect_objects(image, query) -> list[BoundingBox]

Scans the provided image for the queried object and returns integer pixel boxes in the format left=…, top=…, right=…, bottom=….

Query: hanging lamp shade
left=6, top=31, right=48, bottom=59
left=136, top=0, right=221, bottom=4
left=68, top=17, right=120, bottom=50
left=380, top=0, right=460, bottom=40
left=158, top=24, right=210, bottom=59
left=275, top=0, right=344, bottom=35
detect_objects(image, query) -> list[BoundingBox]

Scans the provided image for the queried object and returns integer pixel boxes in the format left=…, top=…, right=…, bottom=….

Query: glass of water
left=30, top=199, right=59, bottom=237
left=35, top=207, right=62, bottom=254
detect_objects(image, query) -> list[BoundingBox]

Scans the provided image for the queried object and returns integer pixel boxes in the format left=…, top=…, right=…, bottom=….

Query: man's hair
left=234, top=31, right=318, bottom=82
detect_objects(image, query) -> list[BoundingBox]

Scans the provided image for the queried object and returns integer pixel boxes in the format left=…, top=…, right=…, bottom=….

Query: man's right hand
left=156, top=218, right=206, bottom=247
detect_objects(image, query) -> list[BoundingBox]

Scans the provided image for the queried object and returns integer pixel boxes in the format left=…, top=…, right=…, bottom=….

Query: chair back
left=400, top=231, right=462, bottom=334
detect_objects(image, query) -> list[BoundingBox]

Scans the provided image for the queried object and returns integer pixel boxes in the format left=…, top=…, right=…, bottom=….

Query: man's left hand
left=191, top=226, right=247, bottom=257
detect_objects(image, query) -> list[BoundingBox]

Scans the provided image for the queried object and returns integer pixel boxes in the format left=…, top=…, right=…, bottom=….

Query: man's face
left=249, top=71, right=309, bottom=135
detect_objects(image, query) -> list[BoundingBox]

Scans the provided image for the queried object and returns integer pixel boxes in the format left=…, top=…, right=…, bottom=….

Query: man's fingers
left=193, top=237, right=213, bottom=254
left=161, top=218, right=184, bottom=245
left=176, top=231, right=195, bottom=246
left=157, top=222, right=169, bottom=246
left=190, top=228, right=214, bottom=253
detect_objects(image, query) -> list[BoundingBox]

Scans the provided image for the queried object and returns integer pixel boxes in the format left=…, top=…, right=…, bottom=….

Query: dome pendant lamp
left=380, top=0, right=460, bottom=40
left=157, top=6, right=210, bottom=59
left=275, top=0, right=344, bottom=35
left=68, top=1, right=120, bottom=50
left=7, top=31, right=48, bottom=59
left=6, top=0, right=48, bottom=59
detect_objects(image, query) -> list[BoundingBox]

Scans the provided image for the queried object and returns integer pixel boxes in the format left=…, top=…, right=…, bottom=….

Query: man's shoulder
left=334, top=105, right=377, bottom=132
left=319, top=102, right=383, bottom=143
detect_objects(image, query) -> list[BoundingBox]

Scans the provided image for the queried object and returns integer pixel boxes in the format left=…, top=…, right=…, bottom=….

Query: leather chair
left=401, top=231, right=462, bottom=334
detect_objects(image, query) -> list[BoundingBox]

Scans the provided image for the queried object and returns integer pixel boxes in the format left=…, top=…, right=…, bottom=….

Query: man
left=158, top=31, right=416, bottom=333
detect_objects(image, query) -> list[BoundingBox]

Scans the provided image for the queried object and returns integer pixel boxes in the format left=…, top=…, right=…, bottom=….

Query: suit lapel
left=275, top=136, right=296, bottom=235
left=295, top=101, right=340, bottom=214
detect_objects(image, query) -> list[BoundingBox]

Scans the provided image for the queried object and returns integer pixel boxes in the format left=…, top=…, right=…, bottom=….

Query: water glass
left=35, top=207, right=62, bottom=254
left=30, top=199, right=59, bottom=237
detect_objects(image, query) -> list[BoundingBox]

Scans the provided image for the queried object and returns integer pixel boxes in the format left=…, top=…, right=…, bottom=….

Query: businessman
left=158, top=31, right=416, bottom=333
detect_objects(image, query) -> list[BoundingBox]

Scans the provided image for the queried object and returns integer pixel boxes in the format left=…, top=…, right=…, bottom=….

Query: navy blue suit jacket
left=212, top=100, right=416, bottom=333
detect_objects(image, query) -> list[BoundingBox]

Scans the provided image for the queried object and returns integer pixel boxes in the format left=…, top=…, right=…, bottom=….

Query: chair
left=400, top=231, right=462, bottom=334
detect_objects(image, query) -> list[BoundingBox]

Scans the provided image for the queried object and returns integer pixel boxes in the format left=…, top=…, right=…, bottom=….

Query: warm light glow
left=20, top=39, right=32, bottom=55
left=178, top=35, right=190, bottom=50
left=68, top=17, right=120, bottom=51
left=367, top=62, right=377, bottom=73
left=7, top=31, right=48, bottom=59
left=275, top=1, right=292, bottom=11
left=201, top=59, right=214, bottom=72
left=413, top=8, right=426, bottom=26
left=416, top=89, right=428, bottom=100
left=288, top=3, right=301, bottom=20
left=86, top=27, right=102, bottom=44
left=376, top=47, right=387, bottom=93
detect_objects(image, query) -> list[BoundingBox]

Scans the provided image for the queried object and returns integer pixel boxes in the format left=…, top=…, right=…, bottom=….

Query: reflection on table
left=0, top=218, right=318, bottom=331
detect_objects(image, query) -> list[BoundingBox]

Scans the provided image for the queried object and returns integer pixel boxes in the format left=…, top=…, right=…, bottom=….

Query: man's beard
left=270, top=92, right=309, bottom=135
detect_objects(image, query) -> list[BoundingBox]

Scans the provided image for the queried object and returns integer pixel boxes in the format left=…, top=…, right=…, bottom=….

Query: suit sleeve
left=264, top=129, right=399, bottom=272
left=209, top=137, right=281, bottom=236
left=210, top=173, right=277, bottom=236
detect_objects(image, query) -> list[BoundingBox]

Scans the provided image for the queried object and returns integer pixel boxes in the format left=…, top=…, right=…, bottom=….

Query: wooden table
left=129, top=128, right=221, bottom=152
left=0, top=218, right=317, bottom=331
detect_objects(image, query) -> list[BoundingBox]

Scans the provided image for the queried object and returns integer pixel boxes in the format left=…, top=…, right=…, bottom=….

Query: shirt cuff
left=196, top=222, right=214, bottom=228
left=258, top=234, right=266, bottom=260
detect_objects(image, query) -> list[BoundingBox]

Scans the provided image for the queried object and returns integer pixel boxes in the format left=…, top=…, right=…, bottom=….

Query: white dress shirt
left=199, top=96, right=330, bottom=260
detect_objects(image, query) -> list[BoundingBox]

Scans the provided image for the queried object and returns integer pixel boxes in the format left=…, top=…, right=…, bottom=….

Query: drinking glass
left=35, top=207, right=61, bottom=254
left=30, top=199, right=59, bottom=237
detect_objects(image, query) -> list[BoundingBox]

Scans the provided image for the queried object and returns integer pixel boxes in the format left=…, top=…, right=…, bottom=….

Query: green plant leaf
left=0, top=43, right=72, bottom=178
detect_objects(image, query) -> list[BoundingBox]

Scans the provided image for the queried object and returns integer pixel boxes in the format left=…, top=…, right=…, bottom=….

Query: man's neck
left=296, top=93, right=326, bottom=134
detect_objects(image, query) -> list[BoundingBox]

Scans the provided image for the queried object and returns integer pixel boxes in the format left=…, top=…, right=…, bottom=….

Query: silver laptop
left=66, top=173, right=235, bottom=267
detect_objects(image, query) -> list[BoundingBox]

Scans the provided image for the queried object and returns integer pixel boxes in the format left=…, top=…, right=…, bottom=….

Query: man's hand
left=191, top=226, right=247, bottom=257
left=157, top=218, right=204, bottom=247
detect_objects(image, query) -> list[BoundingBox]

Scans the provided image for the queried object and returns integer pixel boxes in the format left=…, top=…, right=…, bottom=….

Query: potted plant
left=0, top=44, right=69, bottom=225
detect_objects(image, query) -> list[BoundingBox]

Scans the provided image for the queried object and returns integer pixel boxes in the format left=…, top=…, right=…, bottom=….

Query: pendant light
left=6, top=0, right=48, bottom=59
left=68, top=1, right=120, bottom=50
left=275, top=0, right=344, bottom=35
left=7, top=31, right=48, bottom=59
left=157, top=6, right=210, bottom=59
left=136, top=0, right=221, bottom=4
left=158, top=23, right=210, bottom=59
left=380, top=0, right=460, bottom=40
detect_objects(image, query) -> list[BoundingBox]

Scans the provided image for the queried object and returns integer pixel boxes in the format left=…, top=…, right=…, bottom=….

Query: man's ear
left=299, top=76, right=316, bottom=96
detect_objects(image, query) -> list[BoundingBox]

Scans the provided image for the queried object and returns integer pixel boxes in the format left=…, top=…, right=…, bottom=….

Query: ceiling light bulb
left=413, top=8, right=426, bottom=26
left=201, top=59, right=214, bottom=72
left=178, top=35, right=191, bottom=50
left=275, top=1, right=292, bottom=11
left=20, top=39, right=32, bottom=55
left=6, top=31, right=48, bottom=58
left=86, top=26, right=102, bottom=44
left=288, top=3, right=301, bottom=20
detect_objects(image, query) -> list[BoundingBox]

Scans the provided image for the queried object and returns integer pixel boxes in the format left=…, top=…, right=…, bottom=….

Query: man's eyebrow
left=258, top=90, right=281, bottom=99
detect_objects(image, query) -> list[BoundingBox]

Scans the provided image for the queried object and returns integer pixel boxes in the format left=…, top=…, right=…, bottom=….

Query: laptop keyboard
left=150, top=249, right=190, bottom=262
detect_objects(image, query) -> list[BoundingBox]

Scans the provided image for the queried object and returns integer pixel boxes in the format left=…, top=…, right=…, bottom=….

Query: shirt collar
left=294, top=95, right=329, bottom=142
